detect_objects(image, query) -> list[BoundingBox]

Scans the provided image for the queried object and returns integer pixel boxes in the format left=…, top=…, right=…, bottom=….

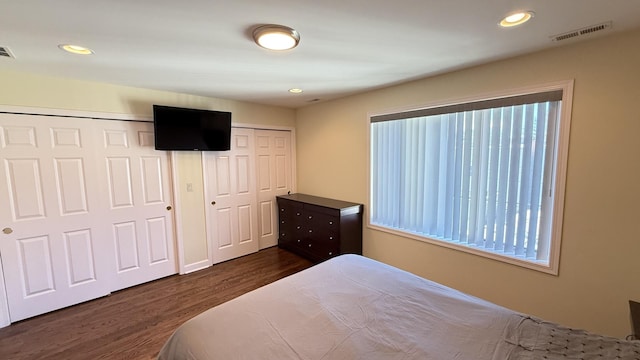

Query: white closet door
left=0, top=114, right=111, bottom=321
left=204, top=128, right=259, bottom=264
left=255, top=130, right=293, bottom=249
left=94, top=120, right=177, bottom=291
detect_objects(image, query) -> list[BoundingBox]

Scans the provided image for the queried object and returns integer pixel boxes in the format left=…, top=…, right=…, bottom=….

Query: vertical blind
left=370, top=91, right=562, bottom=263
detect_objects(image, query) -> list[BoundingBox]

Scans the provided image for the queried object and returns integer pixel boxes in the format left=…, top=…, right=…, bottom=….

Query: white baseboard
left=181, top=259, right=211, bottom=275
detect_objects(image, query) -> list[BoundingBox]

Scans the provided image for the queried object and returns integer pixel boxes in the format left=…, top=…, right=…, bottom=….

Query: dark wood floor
left=0, top=247, right=313, bottom=360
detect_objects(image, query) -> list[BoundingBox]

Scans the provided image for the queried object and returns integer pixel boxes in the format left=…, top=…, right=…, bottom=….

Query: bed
left=158, top=254, right=640, bottom=359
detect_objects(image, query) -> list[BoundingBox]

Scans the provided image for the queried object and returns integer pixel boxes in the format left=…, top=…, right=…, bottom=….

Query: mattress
left=158, top=254, right=640, bottom=359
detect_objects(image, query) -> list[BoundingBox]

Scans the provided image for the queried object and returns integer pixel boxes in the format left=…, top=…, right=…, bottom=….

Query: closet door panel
left=54, top=158, right=89, bottom=215
left=0, top=114, right=111, bottom=322
left=204, top=128, right=259, bottom=264
left=255, top=130, right=292, bottom=249
left=0, top=113, right=177, bottom=322
left=97, top=121, right=176, bottom=291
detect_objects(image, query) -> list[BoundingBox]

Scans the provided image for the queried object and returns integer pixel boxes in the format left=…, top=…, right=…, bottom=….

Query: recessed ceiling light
left=499, top=11, right=534, bottom=27
left=59, top=44, right=94, bottom=55
left=289, top=88, right=303, bottom=94
left=253, top=25, right=300, bottom=51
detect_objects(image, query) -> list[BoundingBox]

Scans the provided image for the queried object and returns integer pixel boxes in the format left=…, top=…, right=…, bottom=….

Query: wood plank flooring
left=0, top=247, right=313, bottom=360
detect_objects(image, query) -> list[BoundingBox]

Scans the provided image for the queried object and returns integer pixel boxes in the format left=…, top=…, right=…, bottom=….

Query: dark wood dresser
left=277, top=193, right=363, bottom=262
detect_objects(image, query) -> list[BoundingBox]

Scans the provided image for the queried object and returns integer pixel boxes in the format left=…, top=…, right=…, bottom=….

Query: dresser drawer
left=278, top=198, right=302, bottom=216
left=309, top=238, right=340, bottom=259
left=307, top=212, right=339, bottom=239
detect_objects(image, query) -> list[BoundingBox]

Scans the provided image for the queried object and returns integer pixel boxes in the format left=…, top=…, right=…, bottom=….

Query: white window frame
left=367, top=80, right=573, bottom=275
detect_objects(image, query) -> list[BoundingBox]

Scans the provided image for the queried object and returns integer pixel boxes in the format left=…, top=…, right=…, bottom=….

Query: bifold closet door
left=204, top=128, right=259, bottom=264
left=0, top=113, right=177, bottom=322
left=0, top=114, right=112, bottom=321
left=94, top=120, right=177, bottom=291
left=255, top=130, right=293, bottom=249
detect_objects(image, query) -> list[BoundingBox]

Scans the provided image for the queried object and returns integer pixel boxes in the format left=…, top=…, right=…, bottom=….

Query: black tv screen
left=153, top=105, right=232, bottom=151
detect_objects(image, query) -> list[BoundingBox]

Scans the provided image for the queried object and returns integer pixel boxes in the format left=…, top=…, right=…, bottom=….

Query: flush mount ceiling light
left=59, top=44, right=94, bottom=55
left=288, top=88, right=303, bottom=94
left=253, top=25, right=300, bottom=50
left=499, top=11, right=534, bottom=27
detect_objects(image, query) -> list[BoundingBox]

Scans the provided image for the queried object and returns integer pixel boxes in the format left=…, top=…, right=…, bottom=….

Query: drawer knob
left=329, top=236, right=333, bottom=240
left=329, top=252, right=333, bottom=256
left=281, top=208, right=284, bottom=212
left=296, top=212, right=301, bottom=216
left=329, top=221, right=333, bottom=225
left=297, top=239, right=301, bottom=243
left=308, top=244, right=312, bottom=248
left=308, top=215, right=313, bottom=219
left=308, top=229, right=313, bottom=233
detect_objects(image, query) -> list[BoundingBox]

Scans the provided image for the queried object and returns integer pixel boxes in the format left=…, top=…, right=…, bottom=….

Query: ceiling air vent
left=0, top=46, right=15, bottom=58
left=551, top=21, right=612, bottom=42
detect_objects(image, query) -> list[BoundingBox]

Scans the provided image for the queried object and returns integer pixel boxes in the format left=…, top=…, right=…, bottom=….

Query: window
left=369, top=82, right=572, bottom=274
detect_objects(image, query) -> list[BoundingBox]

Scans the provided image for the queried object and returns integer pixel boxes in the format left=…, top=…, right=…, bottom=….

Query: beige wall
left=295, top=28, right=640, bottom=338
left=0, top=70, right=296, bottom=268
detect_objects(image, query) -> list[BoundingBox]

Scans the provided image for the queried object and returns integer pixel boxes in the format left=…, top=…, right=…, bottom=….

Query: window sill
left=368, top=223, right=559, bottom=275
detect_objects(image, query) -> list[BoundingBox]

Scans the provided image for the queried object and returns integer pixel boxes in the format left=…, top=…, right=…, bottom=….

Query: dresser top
left=277, top=193, right=362, bottom=212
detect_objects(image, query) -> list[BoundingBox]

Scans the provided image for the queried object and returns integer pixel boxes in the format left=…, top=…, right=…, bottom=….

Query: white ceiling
left=2, top=0, right=640, bottom=108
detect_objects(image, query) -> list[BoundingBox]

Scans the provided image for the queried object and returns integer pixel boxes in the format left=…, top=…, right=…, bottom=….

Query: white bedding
left=158, top=254, right=640, bottom=360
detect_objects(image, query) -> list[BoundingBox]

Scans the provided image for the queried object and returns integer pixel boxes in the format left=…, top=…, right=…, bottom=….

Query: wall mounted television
left=153, top=105, right=232, bottom=151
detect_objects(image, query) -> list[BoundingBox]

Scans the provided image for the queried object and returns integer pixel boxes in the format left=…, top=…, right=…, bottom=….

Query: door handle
left=166, top=206, right=172, bottom=211
left=2, top=228, right=12, bottom=234
left=211, top=201, right=216, bottom=205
